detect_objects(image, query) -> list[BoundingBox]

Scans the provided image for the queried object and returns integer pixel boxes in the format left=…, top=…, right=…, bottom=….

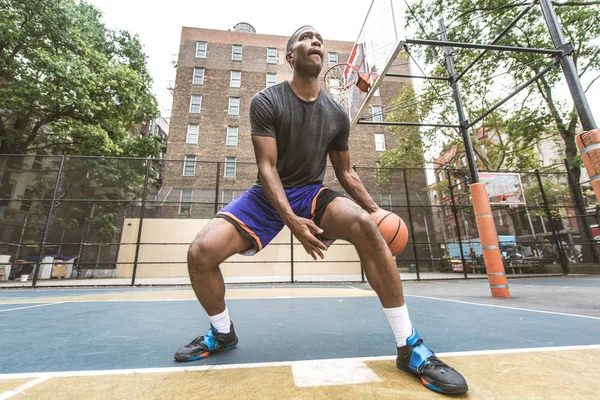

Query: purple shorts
left=214, top=183, right=342, bottom=255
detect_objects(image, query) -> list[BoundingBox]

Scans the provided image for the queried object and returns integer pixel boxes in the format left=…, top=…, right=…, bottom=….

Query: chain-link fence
left=1, top=154, right=598, bottom=287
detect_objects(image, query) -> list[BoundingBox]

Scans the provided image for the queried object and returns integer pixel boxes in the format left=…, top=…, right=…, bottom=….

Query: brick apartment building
left=160, top=22, right=424, bottom=219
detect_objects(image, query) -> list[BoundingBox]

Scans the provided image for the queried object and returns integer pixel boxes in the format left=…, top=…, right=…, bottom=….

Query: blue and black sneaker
left=396, top=328, right=468, bottom=394
left=174, top=322, right=238, bottom=362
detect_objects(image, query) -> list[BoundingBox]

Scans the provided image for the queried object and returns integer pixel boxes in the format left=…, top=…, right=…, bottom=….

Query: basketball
left=370, top=209, right=409, bottom=256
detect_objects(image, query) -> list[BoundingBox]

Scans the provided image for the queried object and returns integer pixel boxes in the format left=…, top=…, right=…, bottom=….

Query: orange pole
left=576, top=129, right=600, bottom=202
left=471, top=182, right=511, bottom=298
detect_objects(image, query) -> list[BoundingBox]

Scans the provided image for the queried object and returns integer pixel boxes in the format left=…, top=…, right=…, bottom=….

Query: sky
left=88, top=0, right=599, bottom=137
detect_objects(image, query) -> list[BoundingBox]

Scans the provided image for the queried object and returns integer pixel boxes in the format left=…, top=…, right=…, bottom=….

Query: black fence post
left=290, top=230, right=294, bottom=283
left=403, top=169, right=420, bottom=280
left=131, top=159, right=151, bottom=286
left=353, top=164, right=366, bottom=283
left=32, top=156, right=65, bottom=287
left=214, top=162, right=221, bottom=214
left=446, top=168, right=468, bottom=278
left=535, top=169, right=569, bottom=274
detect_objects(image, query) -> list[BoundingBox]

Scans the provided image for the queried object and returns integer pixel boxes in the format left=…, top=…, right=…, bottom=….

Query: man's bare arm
left=329, top=148, right=380, bottom=213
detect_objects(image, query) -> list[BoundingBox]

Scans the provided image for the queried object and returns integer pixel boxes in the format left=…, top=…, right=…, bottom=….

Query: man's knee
left=349, top=210, right=379, bottom=238
left=187, top=237, right=214, bottom=273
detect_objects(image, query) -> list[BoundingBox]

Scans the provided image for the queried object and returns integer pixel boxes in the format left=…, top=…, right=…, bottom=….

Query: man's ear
left=286, top=51, right=294, bottom=67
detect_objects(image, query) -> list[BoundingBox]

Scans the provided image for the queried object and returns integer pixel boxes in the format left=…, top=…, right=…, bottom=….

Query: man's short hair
left=286, top=25, right=317, bottom=53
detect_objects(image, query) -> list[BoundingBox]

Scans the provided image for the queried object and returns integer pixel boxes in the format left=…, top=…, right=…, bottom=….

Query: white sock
left=383, top=305, right=413, bottom=347
left=208, top=306, right=231, bottom=333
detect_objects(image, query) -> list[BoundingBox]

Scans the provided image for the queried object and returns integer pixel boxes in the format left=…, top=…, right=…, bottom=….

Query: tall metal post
left=131, top=159, right=151, bottom=286
left=539, top=0, right=596, bottom=130
left=32, top=156, right=65, bottom=287
left=535, top=169, right=569, bottom=274
left=214, top=162, right=221, bottom=214
left=439, top=18, right=479, bottom=184
left=353, top=164, right=366, bottom=283
left=290, top=230, right=294, bottom=283
left=403, top=169, right=421, bottom=280
left=447, top=169, right=468, bottom=278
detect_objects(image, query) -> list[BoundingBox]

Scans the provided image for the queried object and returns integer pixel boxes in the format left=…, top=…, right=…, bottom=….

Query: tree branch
left=578, top=47, right=600, bottom=78
left=585, top=74, right=600, bottom=92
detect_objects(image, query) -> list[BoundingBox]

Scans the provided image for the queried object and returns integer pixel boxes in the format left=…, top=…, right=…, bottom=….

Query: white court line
left=0, top=344, right=599, bottom=381
left=0, top=302, right=64, bottom=313
left=0, top=295, right=377, bottom=305
left=0, top=377, right=49, bottom=399
left=406, top=294, right=600, bottom=320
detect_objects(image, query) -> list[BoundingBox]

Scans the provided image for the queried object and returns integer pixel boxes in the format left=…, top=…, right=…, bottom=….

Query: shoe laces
left=189, top=328, right=218, bottom=350
left=412, top=339, right=450, bottom=372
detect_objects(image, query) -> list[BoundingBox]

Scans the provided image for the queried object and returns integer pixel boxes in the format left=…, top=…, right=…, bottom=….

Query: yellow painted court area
left=0, top=287, right=376, bottom=305
left=3, top=349, right=599, bottom=399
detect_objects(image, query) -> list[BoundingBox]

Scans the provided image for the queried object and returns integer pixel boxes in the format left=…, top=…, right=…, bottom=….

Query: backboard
left=344, top=0, right=407, bottom=125
left=479, top=172, right=526, bottom=205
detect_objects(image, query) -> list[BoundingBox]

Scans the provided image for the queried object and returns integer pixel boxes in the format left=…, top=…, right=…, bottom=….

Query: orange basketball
left=370, top=210, right=409, bottom=256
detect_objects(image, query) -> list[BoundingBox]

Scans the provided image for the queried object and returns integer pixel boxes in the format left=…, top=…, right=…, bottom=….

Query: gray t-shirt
left=250, top=81, right=350, bottom=188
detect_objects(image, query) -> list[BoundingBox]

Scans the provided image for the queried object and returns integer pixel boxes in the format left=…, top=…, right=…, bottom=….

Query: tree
left=0, top=0, right=161, bottom=265
left=404, top=0, right=599, bottom=257
left=0, top=0, right=160, bottom=156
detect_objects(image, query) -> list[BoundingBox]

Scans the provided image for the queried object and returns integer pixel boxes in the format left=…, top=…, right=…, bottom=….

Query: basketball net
left=324, top=63, right=370, bottom=112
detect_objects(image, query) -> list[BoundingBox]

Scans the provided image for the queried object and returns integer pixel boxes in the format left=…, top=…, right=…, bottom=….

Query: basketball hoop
left=324, top=63, right=371, bottom=111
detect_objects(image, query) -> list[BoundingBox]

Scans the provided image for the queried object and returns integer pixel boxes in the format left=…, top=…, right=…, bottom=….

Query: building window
left=0, top=181, right=15, bottom=207
left=446, top=224, right=453, bottom=238
left=375, top=133, right=386, bottom=152
left=20, top=187, right=34, bottom=212
left=456, top=179, right=462, bottom=190
left=372, top=105, right=383, bottom=122
left=190, top=95, right=202, bottom=113
left=433, top=190, right=437, bottom=200
left=224, top=157, right=237, bottom=178
left=443, top=205, right=449, bottom=217
left=228, top=97, right=240, bottom=116
left=266, top=73, right=277, bottom=87
left=328, top=52, right=338, bottom=67
left=230, top=71, right=241, bottom=88
left=373, top=87, right=380, bottom=97
left=460, top=155, right=467, bottom=166
left=183, top=156, right=196, bottom=176
left=226, top=126, right=239, bottom=147
left=464, top=219, right=469, bottom=235
left=267, top=48, right=277, bottom=64
left=179, top=190, right=193, bottom=215
left=495, top=210, right=504, bottom=227
left=437, top=171, right=443, bottom=182
left=186, top=124, right=199, bottom=144
left=232, top=44, right=242, bottom=61
left=32, top=155, right=43, bottom=171
left=196, top=42, right=207, bottom=58
left=222, top=189, right=235, bottom=206
left=193, top=68, right=204, bottom=85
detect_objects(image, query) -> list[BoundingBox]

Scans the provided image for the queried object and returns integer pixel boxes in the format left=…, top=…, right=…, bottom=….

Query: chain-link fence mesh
left=1, top=154, right=598, bottom=287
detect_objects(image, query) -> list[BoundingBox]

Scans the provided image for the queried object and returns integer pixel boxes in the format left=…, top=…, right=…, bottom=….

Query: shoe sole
left=397, top=363, right=468, bottom=394
left=174, top=342, right=238, bottom=362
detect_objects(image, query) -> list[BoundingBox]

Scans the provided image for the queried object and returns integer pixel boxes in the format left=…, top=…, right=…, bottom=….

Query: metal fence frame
left=1, top=154, right=598, bottom=287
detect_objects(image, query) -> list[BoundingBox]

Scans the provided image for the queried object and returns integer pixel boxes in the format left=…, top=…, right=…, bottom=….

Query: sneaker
left=174, top=322, right=238, bottom=362
left=396, top=328, right=468, bottom=394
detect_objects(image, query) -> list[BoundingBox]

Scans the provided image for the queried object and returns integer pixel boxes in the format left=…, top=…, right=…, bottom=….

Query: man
left=174, top=25, right=468, bottom=395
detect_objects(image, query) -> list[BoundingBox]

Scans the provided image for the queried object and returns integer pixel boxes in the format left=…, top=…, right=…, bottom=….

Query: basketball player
left=174, top=25, right=468, bottom=394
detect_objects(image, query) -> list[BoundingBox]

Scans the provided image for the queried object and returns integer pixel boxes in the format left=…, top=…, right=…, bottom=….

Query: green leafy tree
left=0, top=0, right=159, bottom=156
left=405, top=0, right=599, bottom=255
left=0, top=0, right=161, bottom=262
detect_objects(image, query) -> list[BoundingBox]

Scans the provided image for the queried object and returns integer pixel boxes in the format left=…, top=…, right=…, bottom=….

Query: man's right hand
left=286, top=215, right=328, bottom=260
